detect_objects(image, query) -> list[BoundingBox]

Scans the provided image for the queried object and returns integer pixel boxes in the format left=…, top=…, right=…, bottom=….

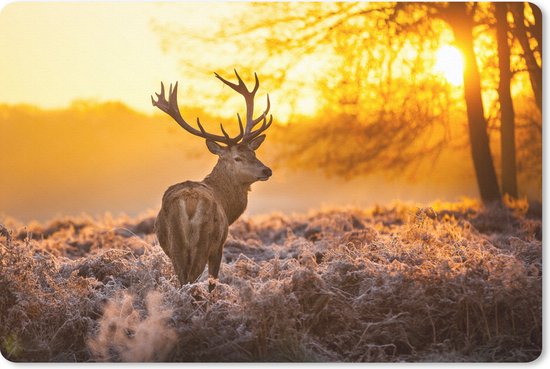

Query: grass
left=0, top=198, right=542, bottom=362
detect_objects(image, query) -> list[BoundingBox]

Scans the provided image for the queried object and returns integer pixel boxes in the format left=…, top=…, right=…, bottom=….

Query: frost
left=87, top=291, right=177, bottom=362
left=0, top=199, right=542, bottom=362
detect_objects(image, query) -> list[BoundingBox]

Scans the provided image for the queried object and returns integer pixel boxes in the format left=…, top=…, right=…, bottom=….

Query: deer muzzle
left=258, top=167, right=272, bottom=181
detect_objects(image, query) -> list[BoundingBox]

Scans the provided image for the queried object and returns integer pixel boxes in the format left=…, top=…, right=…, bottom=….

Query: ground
left=0, top=199, right=542, bottom=362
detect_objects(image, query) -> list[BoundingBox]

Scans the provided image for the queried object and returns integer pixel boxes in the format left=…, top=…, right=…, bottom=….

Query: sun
left=433, top=45, right=464, bottom=86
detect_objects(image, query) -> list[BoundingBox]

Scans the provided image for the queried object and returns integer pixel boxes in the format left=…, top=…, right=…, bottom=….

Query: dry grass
left=0, top=199, right=542, bottom=362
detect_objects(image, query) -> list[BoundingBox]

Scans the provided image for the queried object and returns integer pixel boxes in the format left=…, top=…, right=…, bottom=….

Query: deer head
left=151, top=70, right=272, bottom=185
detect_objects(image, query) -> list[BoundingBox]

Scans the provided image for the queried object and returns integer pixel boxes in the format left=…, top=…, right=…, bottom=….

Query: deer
left=151, top=70, right=272, bottom=291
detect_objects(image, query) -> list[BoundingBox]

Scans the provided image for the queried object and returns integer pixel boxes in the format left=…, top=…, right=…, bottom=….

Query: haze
left=0, top=2, right=541, bottom=223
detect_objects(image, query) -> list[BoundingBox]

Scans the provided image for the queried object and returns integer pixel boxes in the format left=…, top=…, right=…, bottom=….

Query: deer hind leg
left=207, top=215, right=228, bottom=292
left=162, top=205, right=192, bottom=286
left=181, top=196, right=223, bottom=284
left=161, top=198, right=205, bottom=286
left=184, top=223, right=211, bottom=284
left=207, top=245, right=224, bottom=292
left=167, top=220, right=209, bottom=286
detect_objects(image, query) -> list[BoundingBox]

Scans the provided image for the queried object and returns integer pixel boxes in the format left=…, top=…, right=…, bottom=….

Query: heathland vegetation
left=0, top=199, right=541, bottom=361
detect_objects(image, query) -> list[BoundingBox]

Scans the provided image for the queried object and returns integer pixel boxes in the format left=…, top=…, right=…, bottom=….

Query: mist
left=0, top=102, right=501, bottom=224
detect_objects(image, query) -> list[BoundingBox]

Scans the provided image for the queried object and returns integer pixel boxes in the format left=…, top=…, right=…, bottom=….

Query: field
left=0, top=199, right=542, bottom=362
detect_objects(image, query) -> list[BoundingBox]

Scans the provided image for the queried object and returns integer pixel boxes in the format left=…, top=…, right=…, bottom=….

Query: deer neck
left=203, top=162, right=249, bottom=225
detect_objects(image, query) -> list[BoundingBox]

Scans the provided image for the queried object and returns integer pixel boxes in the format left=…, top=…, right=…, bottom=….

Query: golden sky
left=0, top=1, right=245, bottom=114
left=0, top=1, right=542, bottom=223
left=0, top=1, right=470, bottom=120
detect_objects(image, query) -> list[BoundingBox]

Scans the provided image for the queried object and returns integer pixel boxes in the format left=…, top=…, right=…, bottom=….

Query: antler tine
left=196, top=117, right=206, bottom=134
left=170, top=82, right=178, bottom=102
left=214, top=71, right=243, bottom=94
left=236, top=113, right=245, bottom=137
left=251, top=72, right=260, bottom=95
left=234, top=69, right=246, bottom=88
left=243, top=114, right=273, bottom=143
left=250, top=93, right=270, bottom=129
left=220, top=123, right=231, bottom=140
left=151, top=82, right=165, bottom=107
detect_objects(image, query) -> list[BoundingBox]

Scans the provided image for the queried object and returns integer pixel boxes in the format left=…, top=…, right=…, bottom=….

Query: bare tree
left=495, top=2, right=518, bottom=198
left=154, top=2, right=541, bottom=204
left=378, top=2, right=503, bottom=203
left=510, top=2, right=542, bottom=112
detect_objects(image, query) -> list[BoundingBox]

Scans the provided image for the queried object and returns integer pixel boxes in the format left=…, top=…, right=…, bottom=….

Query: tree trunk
left=496, top=3, right=518, bottom=198
left=444, top=3, right=501, bottom=204
left=528, top=2, right=542, bottom=54
left=511, top=2, right=542, bottom=112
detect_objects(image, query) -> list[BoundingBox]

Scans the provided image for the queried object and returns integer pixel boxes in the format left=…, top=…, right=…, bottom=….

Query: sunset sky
left=0, top=1, right=541, bottom=113
left=0, top=1, right=542, bottom=222
left=0, top=1, right=246, bottom=114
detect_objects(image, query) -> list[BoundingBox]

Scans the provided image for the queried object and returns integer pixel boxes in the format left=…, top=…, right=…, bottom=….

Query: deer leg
left=207, top=243, right=225, bottom=292
left=161, top=210, right=191, bottom=286
left=185, top=227, right=211, bottom=284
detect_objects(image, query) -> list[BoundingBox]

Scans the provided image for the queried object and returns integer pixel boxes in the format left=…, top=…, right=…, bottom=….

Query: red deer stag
left=151, top=70, right=272, bottom=290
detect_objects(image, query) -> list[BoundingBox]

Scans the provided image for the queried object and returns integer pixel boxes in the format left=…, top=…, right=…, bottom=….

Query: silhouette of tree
left=155, top=1, right=542, bottom=204
left=510, top=2, right=542, bottom=112
left=495, top=2, right=518, bottom=198
left=431, top=2, right=500, bottom=203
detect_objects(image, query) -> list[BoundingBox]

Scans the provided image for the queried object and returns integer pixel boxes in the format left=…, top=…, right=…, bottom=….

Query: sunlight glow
left=297, top=95, right=318, bottom=117
left=433, top=45, right=464, bottom=86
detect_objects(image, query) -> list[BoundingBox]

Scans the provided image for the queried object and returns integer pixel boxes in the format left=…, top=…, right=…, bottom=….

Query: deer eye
left=234, top=157, right=243, bottom=162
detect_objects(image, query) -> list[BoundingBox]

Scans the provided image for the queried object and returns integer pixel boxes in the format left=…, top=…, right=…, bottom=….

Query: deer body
left=151, top=71, right=272, bottom=288
left=156, top=181, right=229, bottom=284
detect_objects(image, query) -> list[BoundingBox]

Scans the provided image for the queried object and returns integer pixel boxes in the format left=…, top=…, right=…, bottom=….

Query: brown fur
left=152, top=71, right=272, bottom=288
left=155, top=141, right=270, bottom=287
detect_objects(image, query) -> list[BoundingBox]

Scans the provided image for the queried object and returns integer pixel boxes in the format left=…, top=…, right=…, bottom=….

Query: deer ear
left=247, top=135, right=266, bottom=151
left=206, top=140, right=225, bottom=155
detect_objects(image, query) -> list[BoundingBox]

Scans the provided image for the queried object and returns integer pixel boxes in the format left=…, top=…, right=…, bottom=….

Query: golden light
left=272, top=95, right=318, bottom=124
left=433, top=45, right=464, bottom=85
left=297, top=95, right=318, bottom=117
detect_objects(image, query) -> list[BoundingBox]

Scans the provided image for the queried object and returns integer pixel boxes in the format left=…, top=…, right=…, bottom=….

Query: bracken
left=0, top=199, right=542, bottom=362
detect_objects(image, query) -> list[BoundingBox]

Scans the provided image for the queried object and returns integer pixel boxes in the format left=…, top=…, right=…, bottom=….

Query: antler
left=152, top=70, right=272, bottom=146
left=152, top=82, right=244, bottom=146
left=214, top=69, right=272, bottom=143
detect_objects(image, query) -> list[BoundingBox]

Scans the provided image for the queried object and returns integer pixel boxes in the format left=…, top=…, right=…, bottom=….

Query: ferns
left=0, top=199, right=542, bottom=362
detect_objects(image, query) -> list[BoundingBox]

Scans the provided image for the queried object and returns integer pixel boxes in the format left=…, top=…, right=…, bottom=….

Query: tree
left=510, top=2, right=542, bottom=112
left=495, top=2, right=518, bottom=198
left=436, top=2, right=501, bottom=203
left=155, top=1, right=541, bottom=204
left=506, top=2, right=541, bottom=197
left=157, top=2, right=456, bottom=177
